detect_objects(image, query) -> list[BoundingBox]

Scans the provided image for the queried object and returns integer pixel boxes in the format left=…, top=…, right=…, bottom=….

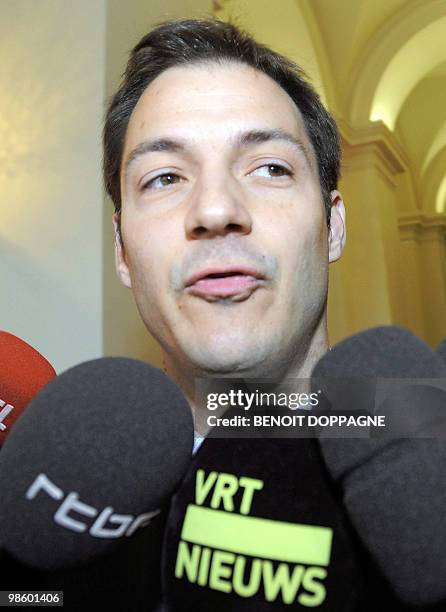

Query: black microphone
left=312, top=326, right=446, bottom=607
left=161, top=435, right=405, bottom=611
left=0, top=357, right=194, bottom=608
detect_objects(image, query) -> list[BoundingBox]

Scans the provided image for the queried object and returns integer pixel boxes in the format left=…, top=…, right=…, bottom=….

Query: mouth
left=184, top=266, right=266, bottom=301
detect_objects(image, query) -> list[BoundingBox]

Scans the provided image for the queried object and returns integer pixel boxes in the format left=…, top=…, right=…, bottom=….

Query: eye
left=141, top=173, right=182, bottom=191
left=250, top=164, right=293, bottom=179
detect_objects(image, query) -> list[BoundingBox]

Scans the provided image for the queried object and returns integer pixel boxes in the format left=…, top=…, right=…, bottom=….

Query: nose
left=185, top=175, right=253, bottom=240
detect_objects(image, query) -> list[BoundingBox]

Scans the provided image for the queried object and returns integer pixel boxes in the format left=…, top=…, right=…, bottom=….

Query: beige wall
left=0, top=1, right=106, bottom=373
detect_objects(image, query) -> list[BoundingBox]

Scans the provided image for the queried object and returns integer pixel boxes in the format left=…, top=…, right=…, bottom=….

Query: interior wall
left=0, top=1, right=106, bottom=373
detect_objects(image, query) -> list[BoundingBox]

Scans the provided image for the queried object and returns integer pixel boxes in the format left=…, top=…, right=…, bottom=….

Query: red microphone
left=0, top=331, right=56, bottom=446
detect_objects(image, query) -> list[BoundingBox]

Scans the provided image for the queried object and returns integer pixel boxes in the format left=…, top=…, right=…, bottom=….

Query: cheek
left=263, top=198, right=325, bottom=258
left=263, top=206, right=327, bottom=296
left=122, top=222, right=166, bottom=296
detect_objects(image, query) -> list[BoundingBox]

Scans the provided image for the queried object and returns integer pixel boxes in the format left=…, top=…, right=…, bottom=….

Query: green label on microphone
left=181, top=505, right=332, bottom=566
left=173, top=470, right=333, bottom=606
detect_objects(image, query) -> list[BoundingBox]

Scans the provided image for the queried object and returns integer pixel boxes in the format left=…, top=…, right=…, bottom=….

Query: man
left=103, top=18, right=346, bottom=421
left=102, top=20, right=437, bottom=611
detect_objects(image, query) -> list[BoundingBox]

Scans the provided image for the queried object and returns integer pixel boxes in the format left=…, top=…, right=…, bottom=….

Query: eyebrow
left=123, top=128, right=313, bottom=176
left=237, top=128, right=312, bottom=166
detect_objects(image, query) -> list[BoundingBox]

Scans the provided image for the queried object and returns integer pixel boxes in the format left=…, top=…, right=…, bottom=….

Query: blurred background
left=1, top=0, right=445, bottom=373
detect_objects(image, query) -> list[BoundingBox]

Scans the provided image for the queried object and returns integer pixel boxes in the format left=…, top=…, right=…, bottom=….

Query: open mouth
left=204, top=271, right=241, bottom=278
left=185, top=268, right=265, bottom=300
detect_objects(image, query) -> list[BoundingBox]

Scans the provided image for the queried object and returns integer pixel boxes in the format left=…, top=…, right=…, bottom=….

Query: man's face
left=117, top=62, right=337, bottom=377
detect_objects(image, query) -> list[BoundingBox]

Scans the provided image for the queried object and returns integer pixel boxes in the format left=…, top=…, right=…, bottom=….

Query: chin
left=188, top=342, right=271, bottom=377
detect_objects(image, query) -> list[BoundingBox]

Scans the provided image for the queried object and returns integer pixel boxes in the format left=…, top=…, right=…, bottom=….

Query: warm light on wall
left=369, top=108, right=392, bottom=130
left=370, top=16, right=446, bottom=132
left=435, top=176, right=446, bottom=214
left=0, top=1, right=99, bottom=244
left=0, top=2, right=64, bottom=238
left=422, top=120, right=446, bottom=177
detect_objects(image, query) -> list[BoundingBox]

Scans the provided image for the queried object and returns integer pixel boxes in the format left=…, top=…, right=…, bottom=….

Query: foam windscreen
left=0, top=331, right=56, bottom=445
left=0, top=357, right=194, bottom=571
left=312, top=326, right=446, bottom=606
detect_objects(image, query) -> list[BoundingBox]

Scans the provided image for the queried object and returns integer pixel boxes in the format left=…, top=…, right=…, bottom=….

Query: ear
left=112, top=213, right=132, bottom=288
left=328, top=190, right=346, bottom=263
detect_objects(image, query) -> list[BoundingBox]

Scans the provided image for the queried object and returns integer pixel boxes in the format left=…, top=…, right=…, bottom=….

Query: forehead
left=122, top=61, right=313, bottom=161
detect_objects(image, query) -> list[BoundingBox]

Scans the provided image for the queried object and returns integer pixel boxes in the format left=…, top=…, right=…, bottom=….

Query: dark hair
left=103, top=18, right=340, bottom=233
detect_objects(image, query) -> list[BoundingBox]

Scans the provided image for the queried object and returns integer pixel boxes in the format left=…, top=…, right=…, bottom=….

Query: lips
left=185, top=266, right=265, bottom=300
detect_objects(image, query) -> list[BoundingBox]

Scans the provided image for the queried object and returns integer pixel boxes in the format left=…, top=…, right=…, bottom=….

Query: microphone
left=162, top=439, right=403, bottom=609
left=0, top=331, right=56, bottom=446
left=312, top=326, right=446, bottom=607
left=0, top=357, right=194, bottom=572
